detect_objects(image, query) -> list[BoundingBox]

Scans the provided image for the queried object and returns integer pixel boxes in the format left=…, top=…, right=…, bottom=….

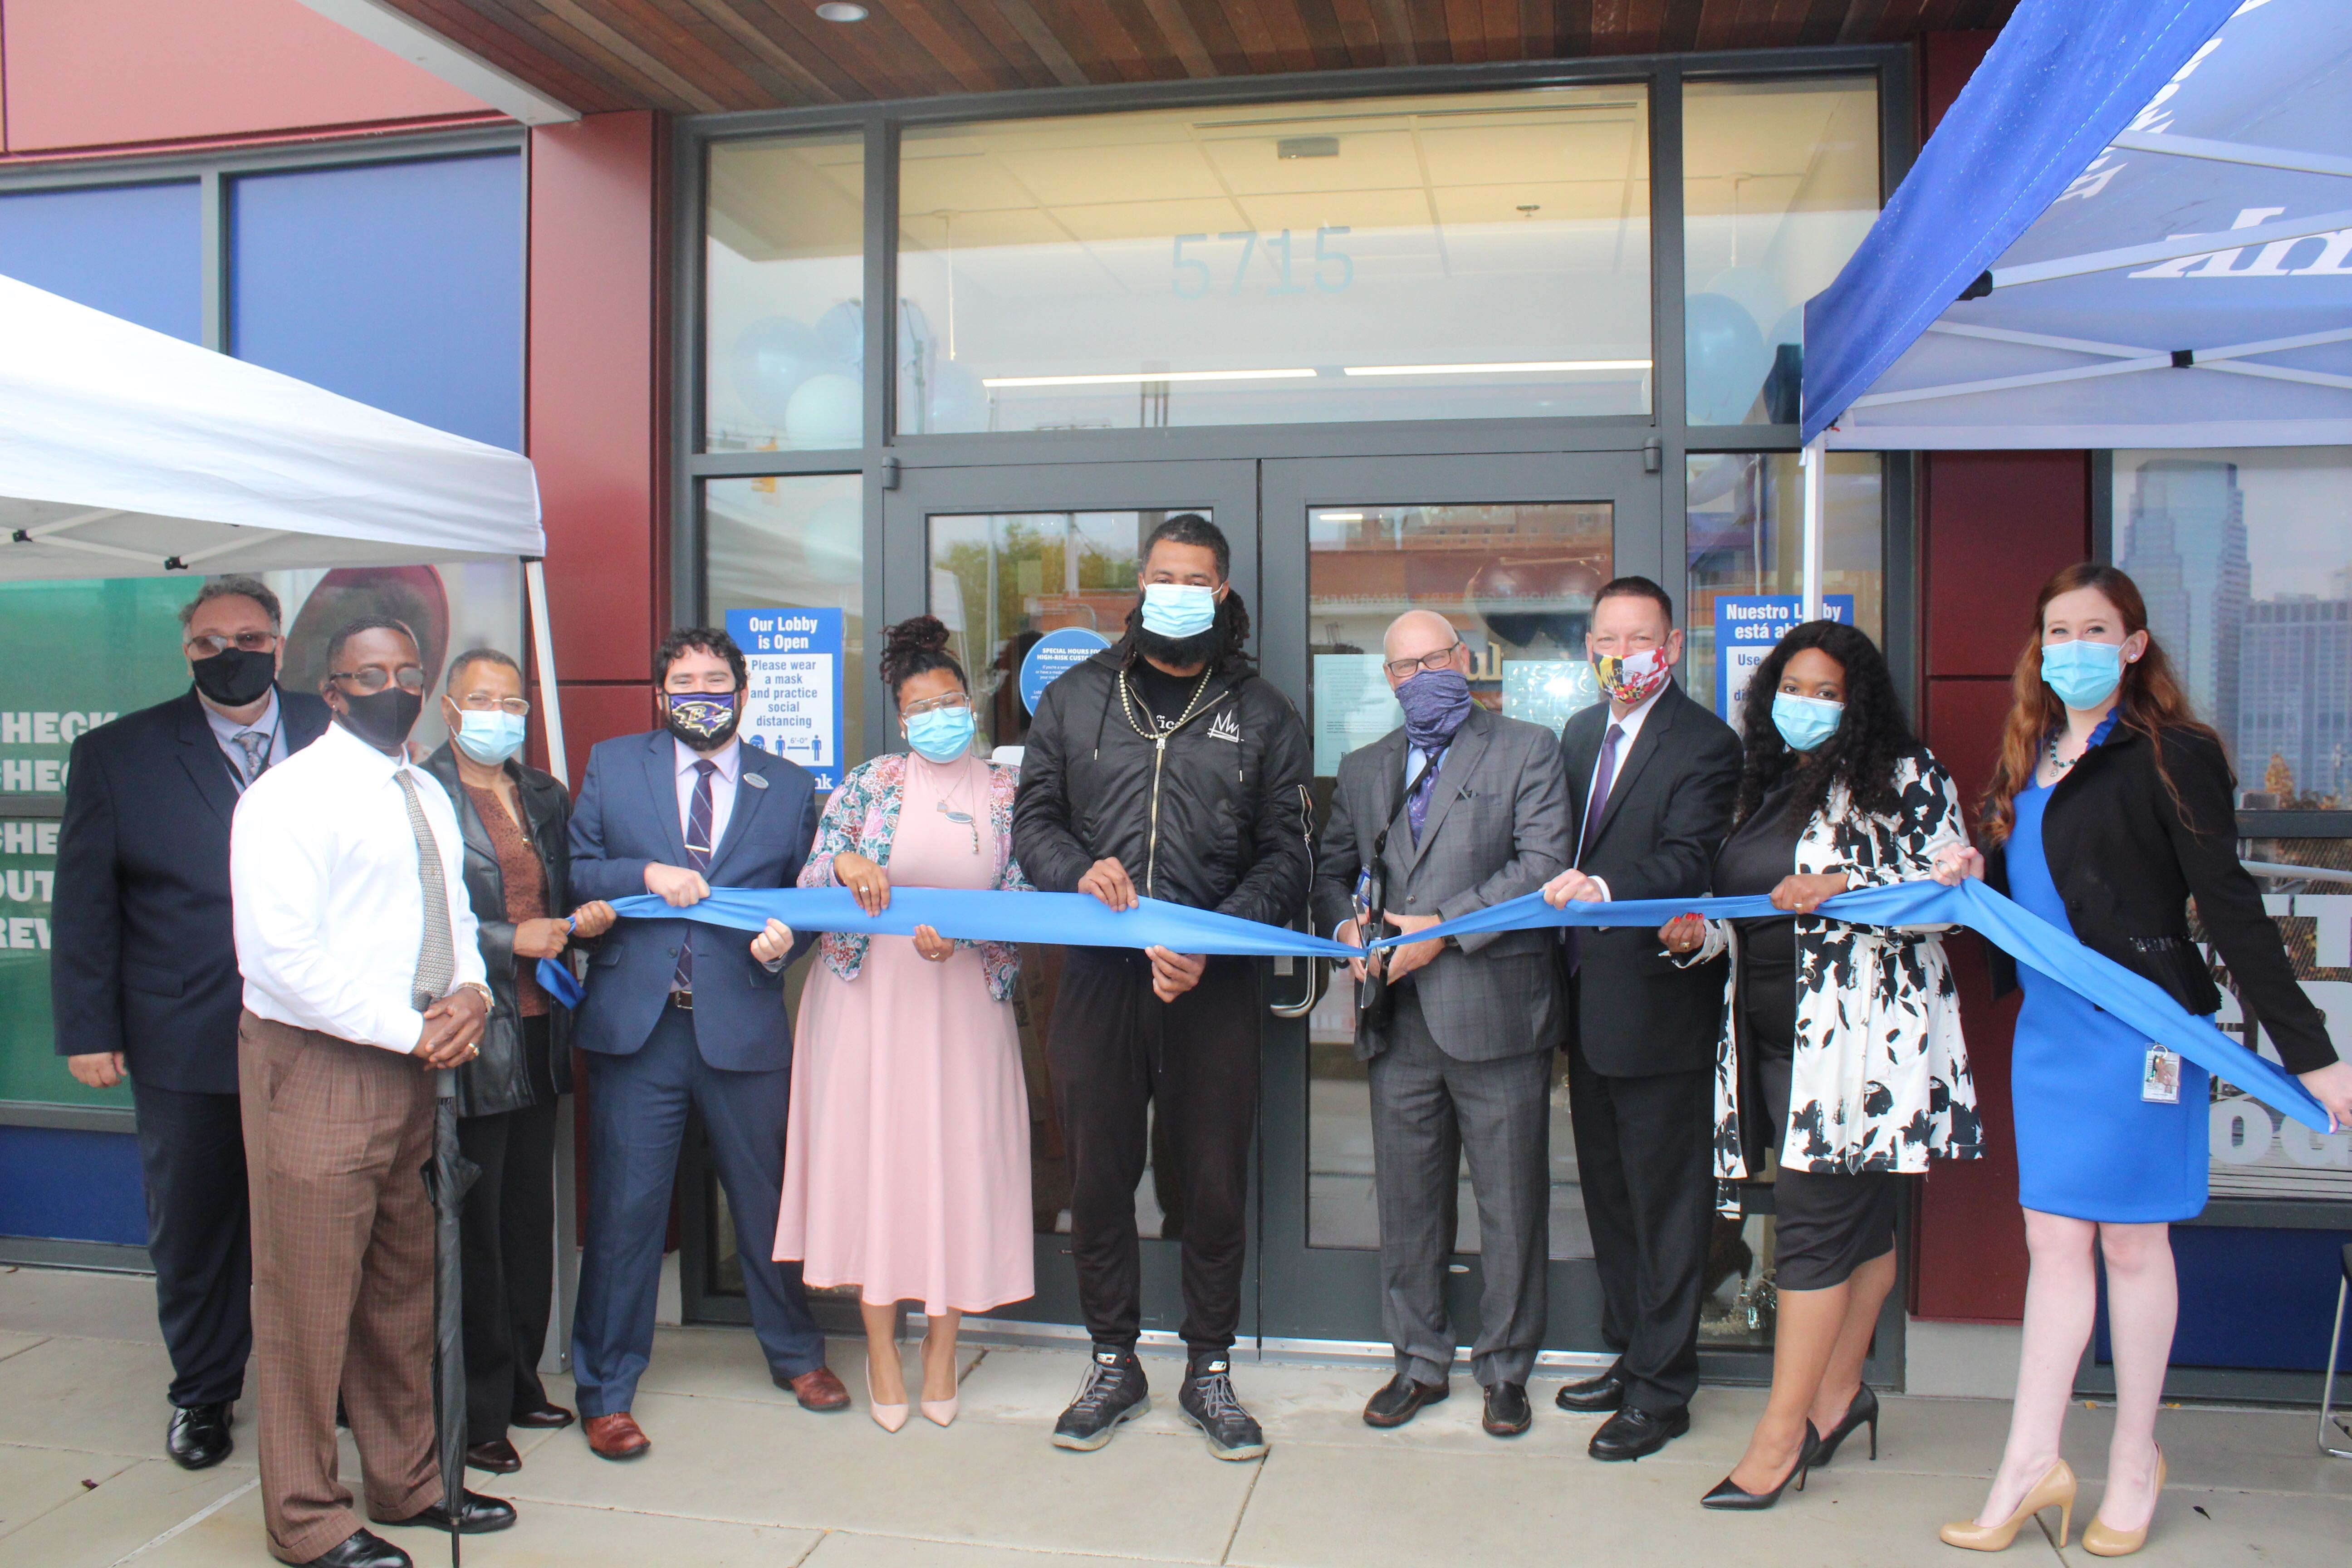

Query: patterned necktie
left=1406, top=750, right=1442, bottom=845
left=674, top=760, right=719, bottom=995
left=231, top=730, right=270, bottom=786
left=1578, top=722, right=1625, bottom=865
left=395, top=771, right=456, bottom=1012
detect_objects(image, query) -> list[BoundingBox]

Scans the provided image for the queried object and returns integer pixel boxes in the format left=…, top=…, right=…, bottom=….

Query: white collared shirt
left=1575, top=681, right=1668, bottom=897
left=674, top=736, right=742, bottom=856
left=201, top=687, right=288, bottom=790
left=231, top=721, right=485, bottom=1052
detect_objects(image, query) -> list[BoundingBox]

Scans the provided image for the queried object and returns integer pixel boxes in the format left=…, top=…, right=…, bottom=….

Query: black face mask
left=337, top=687, right=423, bottom=750
left=191, top=647, right=277, bottom=708
left=663, top=693, right=742, bottom=750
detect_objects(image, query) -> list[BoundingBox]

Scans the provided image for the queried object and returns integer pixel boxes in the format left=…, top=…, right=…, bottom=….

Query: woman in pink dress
left=774, top=615, right=1034, bottom=1431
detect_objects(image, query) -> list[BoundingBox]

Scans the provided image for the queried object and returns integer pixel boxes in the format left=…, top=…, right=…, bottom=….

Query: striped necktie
left=395, top=771, right=456, bottom=1011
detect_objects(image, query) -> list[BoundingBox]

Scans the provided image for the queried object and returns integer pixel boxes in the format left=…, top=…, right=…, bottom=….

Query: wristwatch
left=456, top=980, right=495, bottom=1009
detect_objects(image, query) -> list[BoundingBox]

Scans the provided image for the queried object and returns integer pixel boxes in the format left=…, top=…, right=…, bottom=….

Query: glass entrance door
left=1254, top=451, right=1661, bottom=1355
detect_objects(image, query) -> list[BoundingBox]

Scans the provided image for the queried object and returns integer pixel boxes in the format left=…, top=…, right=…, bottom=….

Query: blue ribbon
left=606, top=879, right=2329, bottom=1132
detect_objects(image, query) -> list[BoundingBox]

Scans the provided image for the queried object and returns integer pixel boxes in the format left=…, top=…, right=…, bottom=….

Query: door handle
left=1266, top=955, right=1328, bottom=1018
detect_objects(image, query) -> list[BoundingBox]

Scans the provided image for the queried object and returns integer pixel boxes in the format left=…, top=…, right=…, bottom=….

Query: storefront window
left=2114, top=449, right=2352, bottom=809
left=704, top=474, right=866, bottom=770
left=1685, top=451, right=1886, bottom=723
left=896, top=86, right=1651, bottom=434
left=1682, top=77, right=1881, bottom=426
left=1305, top=501, right=1613, bottom=1261
left=705, top=131, right=865, bottom=453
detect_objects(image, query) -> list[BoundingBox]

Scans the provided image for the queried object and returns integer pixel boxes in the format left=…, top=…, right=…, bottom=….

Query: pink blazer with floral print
left=797, top=752, right=1031, bottom=1000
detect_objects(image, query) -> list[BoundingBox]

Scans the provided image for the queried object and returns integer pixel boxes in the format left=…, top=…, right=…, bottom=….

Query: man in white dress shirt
left=231, top=617, right=514, bottom=1568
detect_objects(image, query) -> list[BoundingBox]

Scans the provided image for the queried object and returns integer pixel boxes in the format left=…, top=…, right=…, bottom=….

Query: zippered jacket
left=1013, top=648, right=1313, bottom=929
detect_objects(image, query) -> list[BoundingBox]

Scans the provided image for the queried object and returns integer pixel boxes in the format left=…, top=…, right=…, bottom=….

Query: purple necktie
left=1568, top=723, right=1622, bottom=975
left=673, top=759, right=718, bottom=995
left=1406, top=751, right=1443, bottom=845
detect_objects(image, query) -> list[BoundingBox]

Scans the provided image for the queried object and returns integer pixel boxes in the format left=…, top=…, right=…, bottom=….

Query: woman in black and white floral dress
left=1660, top=620, right=1980, bottom=1511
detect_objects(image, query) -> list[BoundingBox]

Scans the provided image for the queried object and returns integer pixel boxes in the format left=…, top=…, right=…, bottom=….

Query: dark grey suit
left=1313, top=703, right=1572, bottom=1387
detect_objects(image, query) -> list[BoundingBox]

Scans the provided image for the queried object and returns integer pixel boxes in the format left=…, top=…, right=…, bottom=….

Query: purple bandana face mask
left=1396, top=667, right=1473, bottom=753
left=663, top=692, right=741, bottom=749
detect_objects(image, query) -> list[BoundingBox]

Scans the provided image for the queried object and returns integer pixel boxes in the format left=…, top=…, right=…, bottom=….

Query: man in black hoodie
left=1013, top=514, right=1313, bottom=1461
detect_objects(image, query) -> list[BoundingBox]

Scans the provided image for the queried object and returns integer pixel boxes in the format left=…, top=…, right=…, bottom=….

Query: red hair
left=1979, top=563, right=2219, bottom=844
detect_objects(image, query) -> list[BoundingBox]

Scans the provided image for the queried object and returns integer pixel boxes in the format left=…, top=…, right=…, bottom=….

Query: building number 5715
left=1173, top=227, right=1352, bottom=298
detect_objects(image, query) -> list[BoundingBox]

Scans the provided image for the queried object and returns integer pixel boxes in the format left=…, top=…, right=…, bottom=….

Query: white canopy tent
left=1791, top=0, right=2351, bottom=612
left=0, top=270, right=569, bottom=780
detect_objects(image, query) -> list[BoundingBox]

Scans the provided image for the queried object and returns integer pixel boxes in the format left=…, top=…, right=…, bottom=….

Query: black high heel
left=1811, top=1384, right=1879, bottom=1467
left=1701, top=1421, right=1821, bottom=1510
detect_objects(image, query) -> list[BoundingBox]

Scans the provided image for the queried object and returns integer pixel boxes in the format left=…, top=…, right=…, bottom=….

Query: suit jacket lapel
left=1591, top=683, right=1681, bottom=850
left=1402, top=705, right=1490, bottom=874
left=709, top=746, right=772, bottom=875
left=172, top=691, right=242, bottom=828
left=642, top=733, right=691, bottom=865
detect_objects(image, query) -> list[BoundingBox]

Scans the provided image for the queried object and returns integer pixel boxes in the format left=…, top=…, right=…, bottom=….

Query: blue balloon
left=1685, top=291, right=1769, bottom=426
left=728, top=316, right=827, bottom=430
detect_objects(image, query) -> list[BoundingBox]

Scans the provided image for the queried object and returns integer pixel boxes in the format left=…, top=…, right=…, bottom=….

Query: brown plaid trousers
left=239, top=1010, right=442, bottom=1563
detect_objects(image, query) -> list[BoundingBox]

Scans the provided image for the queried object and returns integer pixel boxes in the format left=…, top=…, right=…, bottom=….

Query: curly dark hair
left=878, top=614, right=966, bottom=697
left=653, top=626, right=747, bottom=689
left=1733, top=619, right=1916, bottom=824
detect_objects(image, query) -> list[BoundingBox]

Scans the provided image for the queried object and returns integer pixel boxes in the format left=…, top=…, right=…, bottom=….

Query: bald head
left=1383, top=610, right=1467, bottom=690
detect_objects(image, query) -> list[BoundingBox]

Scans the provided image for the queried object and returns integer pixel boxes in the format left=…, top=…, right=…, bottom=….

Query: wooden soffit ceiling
left=384, top=1, right=2019, bottom=117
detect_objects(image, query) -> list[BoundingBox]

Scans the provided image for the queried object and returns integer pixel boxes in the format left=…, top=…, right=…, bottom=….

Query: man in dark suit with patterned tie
left=565, top=627, right=842, bottom=1463
left=1543, top=577, right=1742, bottom=1462
left=52, top=577, right=330, bottom=1472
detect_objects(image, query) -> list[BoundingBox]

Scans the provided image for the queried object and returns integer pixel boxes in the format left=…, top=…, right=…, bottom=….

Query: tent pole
left=1800, top=436, right=1826, bottom=621
left=523, top=556, right=579, bottom=1380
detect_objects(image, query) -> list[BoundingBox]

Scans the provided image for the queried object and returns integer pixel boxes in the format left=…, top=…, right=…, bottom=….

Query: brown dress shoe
left=466, top=1436, right=521, bottom=1473
left=785, top=1366, right=850, bottom=1411
left=583, top=1411, right=650, bottom=1460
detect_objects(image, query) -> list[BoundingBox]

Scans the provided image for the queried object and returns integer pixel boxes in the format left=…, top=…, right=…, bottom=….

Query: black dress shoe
left=1700, top=1421, right=1820, bottom=1510
left=166, top=1401, right=234, bottom=1470
left=1481, top=1382, right=1533, bottom=1437
left=1553, top=1369, right=1626, bottom=1413
left=466, top=1436, right=521, bottom=1473
left=301, top=1529, right=411, bottom=1568
left=511, top=1401, right=575, bottom=1430
left=1362, top=1373, right=1449, bottom=1428
left=1588, top=1403, right=1690, bottom=1461
left=378, top=1491, right=517, bottom=1534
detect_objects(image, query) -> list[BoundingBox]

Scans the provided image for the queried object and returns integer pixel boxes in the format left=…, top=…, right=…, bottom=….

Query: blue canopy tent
left=1790, top=0, right=2352, bottom=615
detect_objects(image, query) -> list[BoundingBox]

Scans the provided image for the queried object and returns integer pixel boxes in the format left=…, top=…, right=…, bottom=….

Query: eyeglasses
left=453, top=692, right=531, bottom=716
left=185, top=631, right=279, bottom=658
left=902, top=692, right=972, bottom=718
left=1382, top=641, right=1463, bottom=681
left=329, top=666, right=427, bottom=696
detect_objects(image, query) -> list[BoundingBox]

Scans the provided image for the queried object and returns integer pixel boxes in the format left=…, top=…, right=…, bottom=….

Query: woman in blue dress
left=1934, top=564, right=2352, bottom=1557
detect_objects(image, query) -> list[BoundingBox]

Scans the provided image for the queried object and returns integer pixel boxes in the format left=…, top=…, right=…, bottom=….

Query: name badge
left=2141, top=1045, right=2181, bottom=1105
left=742, top=771, right=769, bottom=789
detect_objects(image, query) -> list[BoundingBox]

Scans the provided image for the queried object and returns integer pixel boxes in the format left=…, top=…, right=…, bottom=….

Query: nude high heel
left=1940, top=1459, right=2077, bottom=1552
left=2081, top=1446, right=2164, bottom=1557
left=920, top=1328, right=959, bottom=1428
left=867, top=1352, right=909, bottom=1434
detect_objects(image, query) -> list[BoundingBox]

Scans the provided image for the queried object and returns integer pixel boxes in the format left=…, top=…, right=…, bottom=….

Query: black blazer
left=421, top=744, right=578, bottom=1118
left=1984, top=721, right=2337, bottom=1076
left=51, top=686, right=332, bottom=1094
left=1557, top=678, right=1744, bottom=1077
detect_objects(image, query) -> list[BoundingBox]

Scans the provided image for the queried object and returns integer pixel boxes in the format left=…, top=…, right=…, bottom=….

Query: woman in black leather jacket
left=423, top=648, right=615, bottom=1475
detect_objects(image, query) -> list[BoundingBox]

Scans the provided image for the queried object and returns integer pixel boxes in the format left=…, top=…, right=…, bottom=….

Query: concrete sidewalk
left=2, top=1265, right=2345, bottom=1567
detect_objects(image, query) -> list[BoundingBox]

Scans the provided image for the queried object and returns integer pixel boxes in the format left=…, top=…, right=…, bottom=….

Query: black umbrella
left=424, top=1069, right=479, bottom=1568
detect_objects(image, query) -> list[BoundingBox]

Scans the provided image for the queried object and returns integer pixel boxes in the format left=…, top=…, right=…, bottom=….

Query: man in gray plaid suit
left=1313, top=609, right=1573, bottom=1439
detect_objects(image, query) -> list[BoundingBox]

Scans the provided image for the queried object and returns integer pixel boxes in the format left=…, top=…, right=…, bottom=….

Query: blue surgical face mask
left=1771, top=692, right=1844, bottom=753
left=2041, top=638, right=2124, bottom=710
left=1140, top=583, right=1218, bottom=639
left=453, top=709, right=527, bottom=765
left=905, top=705, right=975, bottom=763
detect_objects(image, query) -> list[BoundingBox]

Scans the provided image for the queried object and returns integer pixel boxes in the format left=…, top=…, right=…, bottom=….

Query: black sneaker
left=1051, top=1346, right=1151, bottom=1451
left=1178, top=1354, right=1268, bottom=1460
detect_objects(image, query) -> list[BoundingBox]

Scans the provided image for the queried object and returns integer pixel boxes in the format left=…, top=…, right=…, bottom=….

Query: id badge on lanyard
left=2141, top=1046, right=2182, bottom=1105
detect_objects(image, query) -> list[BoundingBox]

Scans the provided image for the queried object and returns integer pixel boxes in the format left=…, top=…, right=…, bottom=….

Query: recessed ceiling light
left=815, top=2, right=867, bottom=20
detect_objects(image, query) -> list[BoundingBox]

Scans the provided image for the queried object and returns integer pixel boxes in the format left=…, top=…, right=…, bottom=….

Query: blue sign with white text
left=727, top=607, right=845, bottom=789
left=1020, top=627, right=1111, bottom=714
left=1714, top=595, right=1854, bottom=720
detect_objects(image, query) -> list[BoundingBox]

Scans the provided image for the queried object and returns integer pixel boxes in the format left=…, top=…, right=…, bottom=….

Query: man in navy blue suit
left=566, top=626, right=843, bottom=1460
left=51, top=576, right=332, bottom=1472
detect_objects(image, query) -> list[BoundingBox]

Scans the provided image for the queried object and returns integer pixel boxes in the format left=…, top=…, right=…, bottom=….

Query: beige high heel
left=2082, top=1446, right=2164, bottom=1557
left=919, top=1327, right=959, bottom=1428
left=1940, top=1459, right=2077, bottom=1552
left=867, top=1352, right=909, bottom=1434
